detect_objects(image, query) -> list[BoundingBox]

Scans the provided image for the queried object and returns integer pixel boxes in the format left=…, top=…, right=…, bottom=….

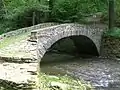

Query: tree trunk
left=109, top=0, right=115, bottom=30
left=32, top=12, right=36, bottom=26
left=49, top=0, right=54, bottom=21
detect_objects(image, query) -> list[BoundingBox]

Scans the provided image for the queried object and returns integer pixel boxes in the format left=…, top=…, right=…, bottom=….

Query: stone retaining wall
left=101, top=36, right=120, bottom=58
left=0, top=22, right=58, bottom=40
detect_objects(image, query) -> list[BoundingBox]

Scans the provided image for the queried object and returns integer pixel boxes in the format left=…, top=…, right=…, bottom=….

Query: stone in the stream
left=48, top=75, right=59, bottom=79
left=50, top=82, right=69, bottom=90
left=49, top=81, right=81, bottom=90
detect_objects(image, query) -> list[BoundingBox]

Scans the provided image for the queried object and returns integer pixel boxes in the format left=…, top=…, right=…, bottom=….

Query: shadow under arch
left=70, top=35, right=99, bottom=56
left=41, top=35, right=99, bottom=63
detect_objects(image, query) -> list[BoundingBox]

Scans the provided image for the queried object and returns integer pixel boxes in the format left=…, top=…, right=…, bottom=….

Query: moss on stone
left=38, top=73, right=93, bottom=90
left=0, top=32, right=29, bottom=49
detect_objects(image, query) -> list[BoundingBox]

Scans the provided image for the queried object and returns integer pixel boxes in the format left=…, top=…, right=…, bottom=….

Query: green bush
left=104, top=27, right=120, bottom=38
left=0, top=0, right=49, bottom=34
left=52, top=0, right=108, bottom=23
left=115, top=1, right=120, bottom=27
left=8, top=5, right=49, bottom=28
left=1, top=0, right=120, bottom=34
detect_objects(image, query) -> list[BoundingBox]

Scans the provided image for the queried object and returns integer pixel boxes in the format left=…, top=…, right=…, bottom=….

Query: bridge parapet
left=30, top=23, right=105, bottom=41
left=0, top=23, right=58, bottom=41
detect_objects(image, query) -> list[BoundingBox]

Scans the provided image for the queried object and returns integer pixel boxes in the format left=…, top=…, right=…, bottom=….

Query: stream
left=41, top=53, right=120, bottom=90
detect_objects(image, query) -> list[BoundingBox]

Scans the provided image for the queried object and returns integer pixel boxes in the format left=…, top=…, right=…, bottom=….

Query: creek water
left=41, top=53, right=120, bottom=90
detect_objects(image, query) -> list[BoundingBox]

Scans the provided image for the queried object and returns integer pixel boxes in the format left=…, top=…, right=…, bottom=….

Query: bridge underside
left=48, top=35, right=99, bottom=57
left=71, top=35, right=99, bottom=57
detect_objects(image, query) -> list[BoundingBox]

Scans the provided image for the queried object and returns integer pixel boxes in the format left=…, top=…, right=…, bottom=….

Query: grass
left=0, top=32, right=30, bottom=49
left=104, top=28, right=120, bottom=38
left=38, top=73, right=93, bottom=90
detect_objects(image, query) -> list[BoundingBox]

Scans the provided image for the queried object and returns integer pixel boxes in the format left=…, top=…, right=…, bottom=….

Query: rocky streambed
left=0, top=61, right=37, bottom=90
left=41, top=53, right=120, bottom=90
left=0, top=37, right=38, bottom=90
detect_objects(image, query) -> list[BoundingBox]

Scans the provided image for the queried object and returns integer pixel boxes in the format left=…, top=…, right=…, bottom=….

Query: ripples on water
left=41, top=53, right=120, bottom=90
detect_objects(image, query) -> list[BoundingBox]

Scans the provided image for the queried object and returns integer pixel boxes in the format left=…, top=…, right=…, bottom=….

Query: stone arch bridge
left=30, top=23, right=105, bottom=62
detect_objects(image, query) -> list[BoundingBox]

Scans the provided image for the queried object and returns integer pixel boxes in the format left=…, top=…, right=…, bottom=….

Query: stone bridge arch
left=36, top=23, right=104, bottom=62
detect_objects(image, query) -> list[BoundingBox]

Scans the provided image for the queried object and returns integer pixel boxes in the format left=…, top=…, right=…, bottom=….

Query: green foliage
left=0, top=0, right=4, bottom=19
left=115, top=1, right=120, bottom=27
left=1, top=0, right=120, bottom=34
left=104, top=28, right=120, bottom=38
left=52, top=0, right=108, bottom=22
left=98, top=1, right=120, bottom=26
left=0, top=0, right=49, bottom=34
left=4, top=0, right=48, bottom=19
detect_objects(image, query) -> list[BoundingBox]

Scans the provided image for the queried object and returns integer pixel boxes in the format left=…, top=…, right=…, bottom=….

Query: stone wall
left=101, top=36, right=120, bottom=58
left=0, top=23, right=58, bottom=40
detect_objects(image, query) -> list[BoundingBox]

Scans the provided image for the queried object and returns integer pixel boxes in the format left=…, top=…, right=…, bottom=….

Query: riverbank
left=38, top=73, right=92, bottom=90
left=101, top=28, right=120, bottom=58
